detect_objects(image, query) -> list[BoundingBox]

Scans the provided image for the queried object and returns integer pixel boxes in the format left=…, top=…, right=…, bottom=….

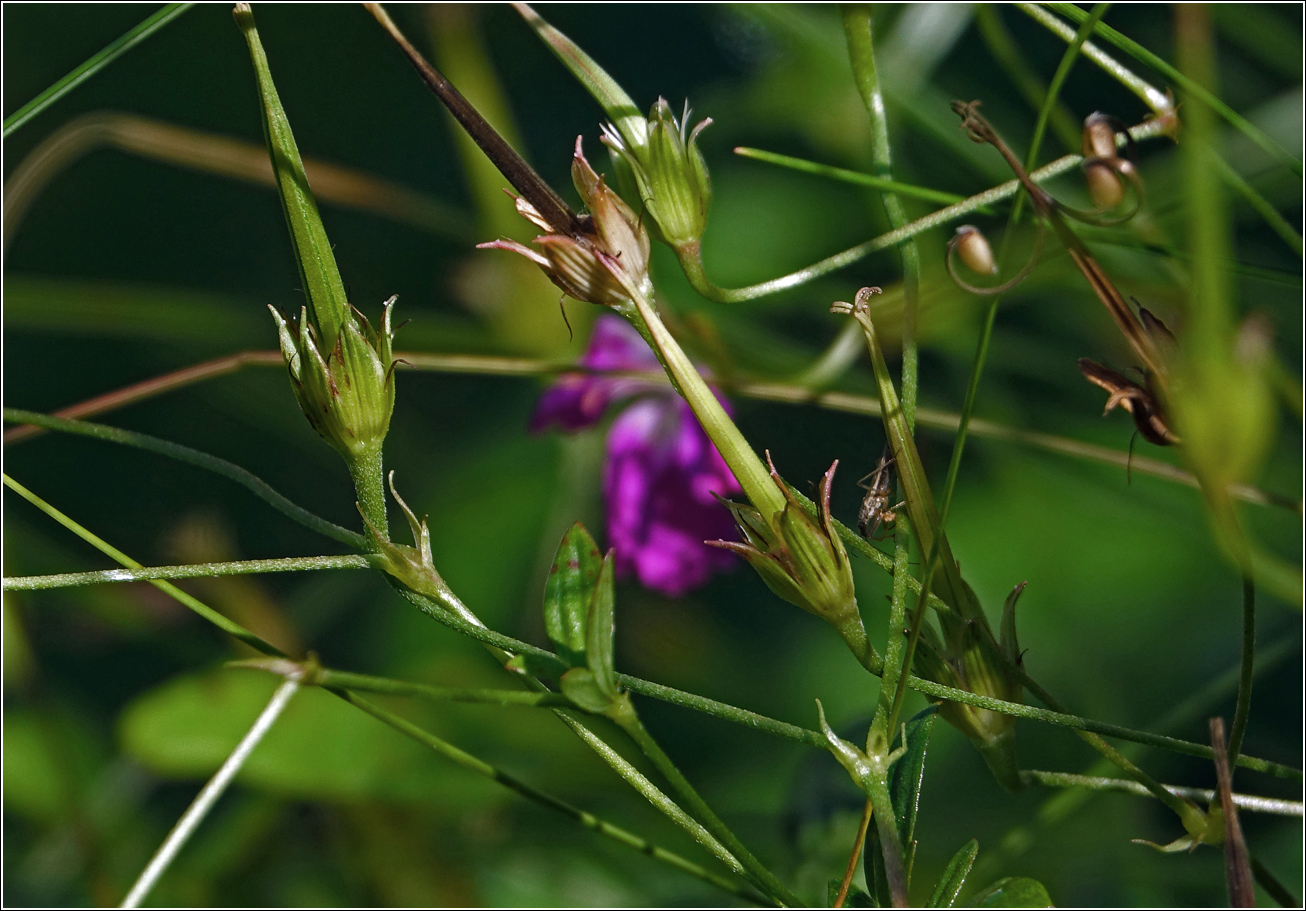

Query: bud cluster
left=602, top=98, right=713, bottom=250
left=270, top=296, right=397, bottom=466
left=709, top=457, right=868, bottom=661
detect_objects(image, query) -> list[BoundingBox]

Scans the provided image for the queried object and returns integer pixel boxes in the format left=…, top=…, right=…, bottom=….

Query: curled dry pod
left=952, top=224, right=997, bottom=276
left=1082, top=111, right=1119, bottom=160
left=1084, top=159, right=1125, bottom=210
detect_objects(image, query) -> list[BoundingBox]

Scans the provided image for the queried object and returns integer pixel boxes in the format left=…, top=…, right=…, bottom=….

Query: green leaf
left=865, top=706, right=937, bottom=902
left=586, top=552, right=618, bottom=698
left=234, top=4, right=350, bottom=344
left=3, top=4, right=193, bottom=138
left=543, top=523, right=603, bottom=667
left=927, top=839, right=979, bottom=908
left=119, top=669, right=493, bottom=805
left=971, top=876, right=1053, bottom=908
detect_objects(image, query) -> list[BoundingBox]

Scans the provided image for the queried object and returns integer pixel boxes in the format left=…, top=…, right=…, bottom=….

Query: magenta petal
left=604, top=397, right=741, bottom=597
left=530, top=315, right=663, bottom=433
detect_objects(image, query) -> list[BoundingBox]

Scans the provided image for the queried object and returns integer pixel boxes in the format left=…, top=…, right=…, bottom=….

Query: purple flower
left=532, top=316, right=741, bottom=596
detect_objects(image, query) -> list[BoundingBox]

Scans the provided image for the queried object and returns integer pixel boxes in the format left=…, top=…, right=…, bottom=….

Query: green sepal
left=826, top=880, right=875, bottom=908
left=504, top=651, right=569, bottom=680
left=970, top=876, right=1053, bottom=908
left=865, top=707, right=938, bottom=903
left=815, top=700, right=874, bottom=792
left=927, top=839, right=979, bottom=908
left=1000, top=582, right=1026, bottom=664
left=585, top=552, right=618, bottom=699
left=559, top=667, right=616, bottom=715
left=543, top=522, right=603, bottom=667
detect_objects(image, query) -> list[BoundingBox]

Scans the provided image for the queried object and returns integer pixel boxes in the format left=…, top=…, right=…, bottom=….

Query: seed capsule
left=1084, top=159, right=1125, bottom=210
left=952, top=225, right=997, bottom=276
left=1082, top=111, right=1119, bottom=160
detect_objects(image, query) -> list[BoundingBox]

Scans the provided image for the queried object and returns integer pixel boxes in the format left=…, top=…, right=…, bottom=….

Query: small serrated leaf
left=927, top=839, right=979, bottom=908
left=586, top=551, right=617, bottom=698
left=543, top=523, right=602, bottom=667
left=971, top=876, right=1053, bottom=908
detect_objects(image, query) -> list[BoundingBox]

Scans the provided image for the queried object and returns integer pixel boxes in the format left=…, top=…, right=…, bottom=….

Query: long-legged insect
left=857, top=443, right=903, bottom=540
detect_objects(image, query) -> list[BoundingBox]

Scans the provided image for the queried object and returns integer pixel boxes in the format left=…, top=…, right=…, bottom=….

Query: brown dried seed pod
left=952, top=224, right=997, bottom=275
left=1082, top=111, right=1118, bottom=160
left=1084, top=159, right=1125, bottom=210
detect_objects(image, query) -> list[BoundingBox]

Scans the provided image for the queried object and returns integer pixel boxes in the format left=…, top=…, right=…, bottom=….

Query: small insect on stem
left=857, top=443, right=902, bottom=540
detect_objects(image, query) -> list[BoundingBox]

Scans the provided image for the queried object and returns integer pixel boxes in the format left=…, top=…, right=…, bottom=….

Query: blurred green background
left=4, top=4, right=1301, bottom=906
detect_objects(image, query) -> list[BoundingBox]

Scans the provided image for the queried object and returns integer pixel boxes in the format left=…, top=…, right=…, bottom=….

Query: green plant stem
left=1016, top=3, right=1174, bottom=118
left=12, top=464, right=1295, bottom=784
left=9, top=357, right=1293, bottom=514
left=1211, top=152, right=1304, bottom=256
left=732, top=147, right=973, bottom=209
left=7, top=477, right=755, bottom=901
left=333, top=689, right=761, bottom=903
left=612, top=699, right=802, bottom=907
left=250, top=663, right=574, bottom=708
left=1014, top=665, right=1205, bottom=828
left=3, top=474, right=286, bottom=658
left=1039, top=2, right=1303, bottom=176
left=1021, top=770, right=1302, bottom=816
left=1227, top=574, right=1256, bottom=763
left=674, top=118, right=1170, bottom=303
left=121, top=676, right=299, bottom=908
left=3, top=554, right=372, bottom=590
left=389, top=568, right=771, bottom=893
left=348, top=448, right=389, bottom=545
left=890, top=3, right=1108, bottom=733
left=974, top=5, right=1080, bottom=152
left=864, top=768, right=909, bottom=908
left=624, top=288, right=785, bottom=519
left=3, top=4, right=194, bottom=138
left=843, top=8, right=925, bottom=765
left=843, top=5, right=919, bottom=429
left=1251, top=855, right=1301, bottom=908
left=2, top=408, right=365, bottom=548
left=1027, top=4, right=1110, bottom=172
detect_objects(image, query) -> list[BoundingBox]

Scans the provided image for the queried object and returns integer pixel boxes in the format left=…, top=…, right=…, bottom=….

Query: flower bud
left=951, top=225, right=997, bottom=276
left=270, top=296, right=397, bottom=465
left=603, top=98, right=712, bottom=250
left=1081, top=111, right=1119, bottom=160
left=709, top=458, right=866, bottom=658
left=914, top=590, right=1025, bottom=792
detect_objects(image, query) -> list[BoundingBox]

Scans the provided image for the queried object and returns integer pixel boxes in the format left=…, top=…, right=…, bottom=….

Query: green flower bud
left=270, top=295, right=397, bottom=465
left=911, top=583, right=1027, bottom=792
left=709, top=457, right=867, bottom=659
left=603, top=98, right=712, bottom=250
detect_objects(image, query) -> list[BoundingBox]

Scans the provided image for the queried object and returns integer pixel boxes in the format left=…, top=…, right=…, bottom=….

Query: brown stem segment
left=1210, top=718, right=1256, bottom=908
left=364, top=3, right=578, bottom=234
